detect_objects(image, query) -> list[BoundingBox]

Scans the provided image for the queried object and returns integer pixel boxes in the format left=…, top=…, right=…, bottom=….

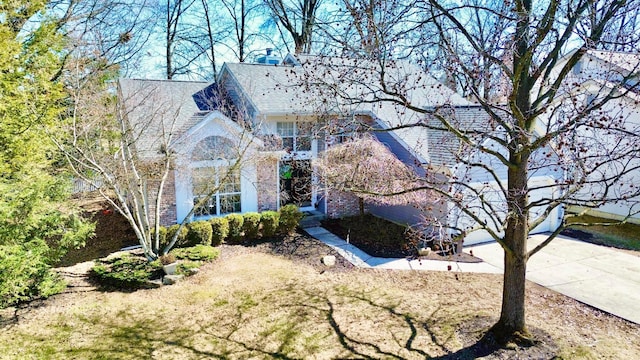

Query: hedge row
left=156, top=204, right=304, bottom=248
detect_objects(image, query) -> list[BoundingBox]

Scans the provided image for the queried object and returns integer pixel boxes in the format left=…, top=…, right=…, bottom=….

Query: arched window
left=191, top=136, right=236, bottom=161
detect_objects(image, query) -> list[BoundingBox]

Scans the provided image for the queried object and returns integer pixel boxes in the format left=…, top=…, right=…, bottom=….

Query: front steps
left=299, top=210, right=326, bottom=228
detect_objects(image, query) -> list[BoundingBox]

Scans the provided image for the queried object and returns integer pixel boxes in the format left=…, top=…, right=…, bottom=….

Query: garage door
left=455, top=176, right=562, bottom=246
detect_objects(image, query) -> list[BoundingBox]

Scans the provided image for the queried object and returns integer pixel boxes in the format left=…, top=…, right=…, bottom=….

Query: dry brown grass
left=1, top=250, right=639, bottom=359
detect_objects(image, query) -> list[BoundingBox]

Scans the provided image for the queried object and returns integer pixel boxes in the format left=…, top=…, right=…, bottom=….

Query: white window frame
left=277, top=121, right=312, bottom=153
left=191, top=164, right=242, bottom=219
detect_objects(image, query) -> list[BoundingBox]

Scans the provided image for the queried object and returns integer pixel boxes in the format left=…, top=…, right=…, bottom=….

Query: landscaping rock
left=146, top=279, right=163, bottom=288
left=185, top=268, right=200, bottom=276
left=162, top=274, right=184, bottom=285
left=321, top=255, right=336, bottom=267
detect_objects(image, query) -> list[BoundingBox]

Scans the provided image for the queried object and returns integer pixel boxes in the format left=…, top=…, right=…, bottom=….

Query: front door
left=279, top=159, right=313, bottom=209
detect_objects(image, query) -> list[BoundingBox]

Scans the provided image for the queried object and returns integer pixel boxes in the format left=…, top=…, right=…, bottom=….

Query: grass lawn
left=565, top=214, right=640, bottom=251
left=1, top=249, right=639, bottom=359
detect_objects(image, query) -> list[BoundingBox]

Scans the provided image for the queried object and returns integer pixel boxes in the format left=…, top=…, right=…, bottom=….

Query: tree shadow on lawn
left=429, top=316, right=559, bottom=360
left=16, top=285, right=558, bottom=359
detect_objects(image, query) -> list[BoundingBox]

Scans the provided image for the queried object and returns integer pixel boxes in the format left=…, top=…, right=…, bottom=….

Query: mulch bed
left=218, top=233, right=356, bottom=272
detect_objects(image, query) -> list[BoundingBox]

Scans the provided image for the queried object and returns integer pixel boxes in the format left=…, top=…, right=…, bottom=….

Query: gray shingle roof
left=587, top=50, right=640, bottom=75
left=221, top=55, right=475, bottom=166
left=426, top=106, right=494, bottom=168
left=118, top=79, right=210, bottom=160
left=222, top=62, right=316, bottom=115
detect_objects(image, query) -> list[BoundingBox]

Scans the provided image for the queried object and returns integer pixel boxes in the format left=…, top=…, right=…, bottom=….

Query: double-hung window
left=192, top=166, right=241, bottom=217
left=277, top=122, right=311, bottom=152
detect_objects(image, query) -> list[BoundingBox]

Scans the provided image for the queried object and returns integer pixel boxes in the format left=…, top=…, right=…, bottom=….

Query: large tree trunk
left=488, top=0, right=536, bottom=344
left=493, top=247, right=528, bottom=341
left=491, top=150, right=533, bottom=344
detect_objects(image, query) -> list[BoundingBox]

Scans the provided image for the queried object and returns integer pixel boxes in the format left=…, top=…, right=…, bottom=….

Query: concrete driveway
left=466, top=234, right=640, bottom=324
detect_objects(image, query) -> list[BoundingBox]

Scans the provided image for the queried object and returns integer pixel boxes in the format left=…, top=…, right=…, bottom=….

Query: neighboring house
left=119, top=52, right=570, bottom=246
left=540, top=50, right=640, bottom=224
left=421, top=105, right=565, bottom=245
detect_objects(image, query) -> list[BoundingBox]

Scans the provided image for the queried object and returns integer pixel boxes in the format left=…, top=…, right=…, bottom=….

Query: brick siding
left=326, top=189, right=367, bottom=218
left=256, top=156, right=279, bottom=211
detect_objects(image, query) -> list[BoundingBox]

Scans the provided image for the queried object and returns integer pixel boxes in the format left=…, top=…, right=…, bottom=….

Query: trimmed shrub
left=242, top=212, right=261, bottom=241
left=90, top=253, right=162, bottom=290
left=226, top=214, right=245, bottom=244
left=187, top=221, right=213, bottom=246
left=166, top=224, right=189, bottom=248
left=260, top=211, right=280, bottom=238
left=0, top=243, right=66, bottom=309
left=278, top=204, right=304, bottom=234
left=172, top=245, right=220, bottom=262
left=209, top=217, right=229, bottom=246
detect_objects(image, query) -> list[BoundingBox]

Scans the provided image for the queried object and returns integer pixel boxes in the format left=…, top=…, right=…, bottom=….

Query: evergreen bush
left=242, top=212, right=261, bottom=241
left=209, top=217, right=229, bottom=246
left=278, top=204, right=304, bottom=234
left=172, top=245, right=220, bottom=262
left=187, top=221, right=213, bottom=246
left=260, top=211, right=280, bottom=238
left=90, top=253, right=163, bottom=290
left=225, top=214, right=244, bottom=244
left=0, top=243, right=66, bottom=309
left=166, top=224, right=189, bottom=248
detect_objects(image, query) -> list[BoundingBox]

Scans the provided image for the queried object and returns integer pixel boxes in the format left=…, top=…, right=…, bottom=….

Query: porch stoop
left=299, top=210, right=326, bottom=228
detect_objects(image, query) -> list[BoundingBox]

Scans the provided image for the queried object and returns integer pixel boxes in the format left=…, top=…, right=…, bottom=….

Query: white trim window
left=277, top=121, right=311, bottom=152
left=190, top=135, right=242, bottom=218
left=192, top=166, right=241, bottom=217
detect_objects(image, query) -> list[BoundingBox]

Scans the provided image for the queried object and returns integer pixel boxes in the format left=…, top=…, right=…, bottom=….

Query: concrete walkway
left=305, top=227, right=640, bottom=324
left=305, top=227, right=503, bottom=273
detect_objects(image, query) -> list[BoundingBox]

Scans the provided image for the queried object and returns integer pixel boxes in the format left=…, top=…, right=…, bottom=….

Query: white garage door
left=456, top=176, right=562, bottom=246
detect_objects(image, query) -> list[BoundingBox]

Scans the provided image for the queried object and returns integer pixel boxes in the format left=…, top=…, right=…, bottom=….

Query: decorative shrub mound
left=171, top=245, right=220, bottom=275
left=90, top=253, right=163, bottom=290
left=187, top=221, right=213, bottom=246
left=278, top=204, right=304, bottom=234
left=242, top=212, right=261, bottom=241
left=166, top=224, right=189, bottom=248
left=260, top=211, right=280, bottom=238
left=209, top=217, right=229, bottom=246
left=171, top=245, right=220, bottom=262
left=225, top=214, right=244, bottom=244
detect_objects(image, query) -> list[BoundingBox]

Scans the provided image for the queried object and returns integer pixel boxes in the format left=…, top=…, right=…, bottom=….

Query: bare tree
left=218, top=0, right=268, bottom=62
left=264, top=0, right=323, bottom=54
left=296, top=0, right=640, bottom=345
left=198, top=0, right=225, bottom=80
left=53, top=0, right=157, bottom=77
left=586, top=1, right=640, bottom=52
left=163, top=0, right=199, bottom=79
left=317, top=0, right=423, bottom=58
left=54, top=64, right=260, bottom=259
